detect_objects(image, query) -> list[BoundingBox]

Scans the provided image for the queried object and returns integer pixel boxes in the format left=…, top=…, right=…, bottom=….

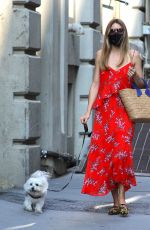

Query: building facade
left=0, top=0, right=41, bottom=189
left=0, top=0, right=150, bottom=189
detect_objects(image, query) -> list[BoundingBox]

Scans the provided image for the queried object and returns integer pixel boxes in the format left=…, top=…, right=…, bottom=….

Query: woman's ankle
left=114, top=202, right=119, bottom=207
left=119, top=200, right=126, bottom=205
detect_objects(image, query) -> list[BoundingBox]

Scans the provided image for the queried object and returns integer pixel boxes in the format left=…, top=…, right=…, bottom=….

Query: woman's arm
left=129, top=50, right=144, bottom=88
left=80, top=50, right=101, bottom=124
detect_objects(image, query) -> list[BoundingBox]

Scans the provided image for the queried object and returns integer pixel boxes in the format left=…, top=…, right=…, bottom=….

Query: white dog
left=23, top=170, right=49, bottom=213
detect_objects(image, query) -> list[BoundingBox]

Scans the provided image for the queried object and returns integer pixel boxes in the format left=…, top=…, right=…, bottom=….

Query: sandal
left=108, top=206, right=120, bottom=215
left=119, top=204, right=129, bottom=217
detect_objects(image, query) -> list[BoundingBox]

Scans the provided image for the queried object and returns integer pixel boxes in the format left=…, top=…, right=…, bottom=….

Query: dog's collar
left=27, top=192, right=44, bottom=199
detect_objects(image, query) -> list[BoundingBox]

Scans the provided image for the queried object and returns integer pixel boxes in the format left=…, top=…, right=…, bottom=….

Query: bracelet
left=133, top=76, right=144, bottom=83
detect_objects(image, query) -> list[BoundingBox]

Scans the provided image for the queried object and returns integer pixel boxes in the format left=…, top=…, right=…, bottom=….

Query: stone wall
left=0, top=0, right=41, bottom=189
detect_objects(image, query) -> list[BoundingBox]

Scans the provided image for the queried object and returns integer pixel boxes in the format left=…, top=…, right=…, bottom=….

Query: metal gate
left=133, top=123, right=150, bottom=173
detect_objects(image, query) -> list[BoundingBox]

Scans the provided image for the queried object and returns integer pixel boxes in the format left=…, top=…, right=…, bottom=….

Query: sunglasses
left=109, top=28, right=124, bottom=33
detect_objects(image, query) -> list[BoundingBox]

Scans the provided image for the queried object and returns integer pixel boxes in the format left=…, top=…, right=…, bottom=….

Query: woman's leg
left=108, top=187, right=120, bottom=215
left=118, top=184, right=129, bottom=216
left=111, top=188, right=119, bottom=206
left=118, top=184, right=126, bottom=204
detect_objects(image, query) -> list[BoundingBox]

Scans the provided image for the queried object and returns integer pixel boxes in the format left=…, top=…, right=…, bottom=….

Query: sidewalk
left=0, top=172, right=150, bottom=230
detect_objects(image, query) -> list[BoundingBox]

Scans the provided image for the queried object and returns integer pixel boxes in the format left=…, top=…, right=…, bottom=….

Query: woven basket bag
left=119, top=80, right=150, bottom=123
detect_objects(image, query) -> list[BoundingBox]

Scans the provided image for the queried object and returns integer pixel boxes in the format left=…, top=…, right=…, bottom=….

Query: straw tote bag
left=119, top=79, right=150, bottom=123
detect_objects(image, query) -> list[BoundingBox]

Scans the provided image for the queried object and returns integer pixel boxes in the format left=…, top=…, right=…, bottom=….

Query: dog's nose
left=31, top=187, right=35, bottom=191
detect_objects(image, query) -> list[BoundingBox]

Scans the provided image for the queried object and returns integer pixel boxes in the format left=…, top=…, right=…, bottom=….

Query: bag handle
left=130, top=50, right=150, bottom=97
left=132, top=82, right=142, bottom=96
left=145, top=79, right=150, bottom=96
left=132, top=79, right=150, bottom=97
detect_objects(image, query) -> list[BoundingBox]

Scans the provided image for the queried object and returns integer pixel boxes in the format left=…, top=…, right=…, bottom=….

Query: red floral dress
left=81, top=63, right=136, bottom=196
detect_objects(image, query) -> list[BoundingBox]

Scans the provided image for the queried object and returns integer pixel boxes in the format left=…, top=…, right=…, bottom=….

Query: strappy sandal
left=119, top=204, right=129, bottom=217
left=108, top=206, right=120, bottom=215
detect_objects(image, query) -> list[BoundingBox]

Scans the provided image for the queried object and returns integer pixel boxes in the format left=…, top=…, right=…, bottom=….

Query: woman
left=80, top=18, right=144, bottom=217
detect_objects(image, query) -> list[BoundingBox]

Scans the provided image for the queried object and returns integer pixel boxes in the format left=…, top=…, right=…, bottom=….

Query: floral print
left=81, top=63, right=136, bottom=196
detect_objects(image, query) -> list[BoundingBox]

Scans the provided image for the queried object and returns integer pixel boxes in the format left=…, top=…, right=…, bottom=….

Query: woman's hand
left=127, top=65, right=136, bottom=80
left=128, top=50, right=144, bottom=88
left=80, top=111, right=91, bottom=124
left=128, top=64, right=144, bottom=88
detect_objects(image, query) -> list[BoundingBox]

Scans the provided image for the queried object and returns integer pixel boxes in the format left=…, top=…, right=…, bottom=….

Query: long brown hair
left=100, top=18, right=129, bottom=70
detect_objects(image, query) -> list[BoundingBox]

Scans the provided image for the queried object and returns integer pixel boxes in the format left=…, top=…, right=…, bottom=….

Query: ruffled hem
left=81, top=179, right=136, bottom=197
left=93, top=81, right=131, bottom=110
left=93, top=90, right=118, bottom=110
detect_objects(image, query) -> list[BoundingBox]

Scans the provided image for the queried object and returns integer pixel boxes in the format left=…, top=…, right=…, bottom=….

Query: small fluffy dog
left=23, top=170, right=49, bottom=213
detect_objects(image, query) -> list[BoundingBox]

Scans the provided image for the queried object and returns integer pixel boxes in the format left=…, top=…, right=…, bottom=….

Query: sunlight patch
left=3, top=223, right=36, bottom=230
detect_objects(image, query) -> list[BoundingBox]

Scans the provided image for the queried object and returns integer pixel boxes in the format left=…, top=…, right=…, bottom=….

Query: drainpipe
left=145, top=0, right=150, bottom=23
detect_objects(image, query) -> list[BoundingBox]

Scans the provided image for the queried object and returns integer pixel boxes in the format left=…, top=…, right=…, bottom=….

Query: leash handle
left=83, top=123, right=88, bottom=133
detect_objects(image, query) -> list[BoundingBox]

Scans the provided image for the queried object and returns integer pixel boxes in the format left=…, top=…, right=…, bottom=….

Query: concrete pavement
left=0, top=172, right=150, bottom=230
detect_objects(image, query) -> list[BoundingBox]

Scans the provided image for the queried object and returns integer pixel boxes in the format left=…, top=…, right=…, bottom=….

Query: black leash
left=48, top=123, right=91, bottom=192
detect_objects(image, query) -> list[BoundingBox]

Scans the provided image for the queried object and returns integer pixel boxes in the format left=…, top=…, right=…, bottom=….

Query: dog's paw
left=35, top=207, right=43, bottom=213
left=24, top=206, right=33, bottom=212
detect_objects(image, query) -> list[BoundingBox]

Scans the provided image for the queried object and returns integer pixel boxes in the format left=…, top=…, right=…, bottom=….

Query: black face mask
left=108, top=32, right=124, bottom=47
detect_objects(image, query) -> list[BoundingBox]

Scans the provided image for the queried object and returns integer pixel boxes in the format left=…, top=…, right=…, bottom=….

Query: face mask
left=108, top=32, right=124, bottom=47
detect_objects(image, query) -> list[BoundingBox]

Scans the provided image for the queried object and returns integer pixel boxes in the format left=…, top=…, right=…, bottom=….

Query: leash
left=47, top=123, right=91, bottom=192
